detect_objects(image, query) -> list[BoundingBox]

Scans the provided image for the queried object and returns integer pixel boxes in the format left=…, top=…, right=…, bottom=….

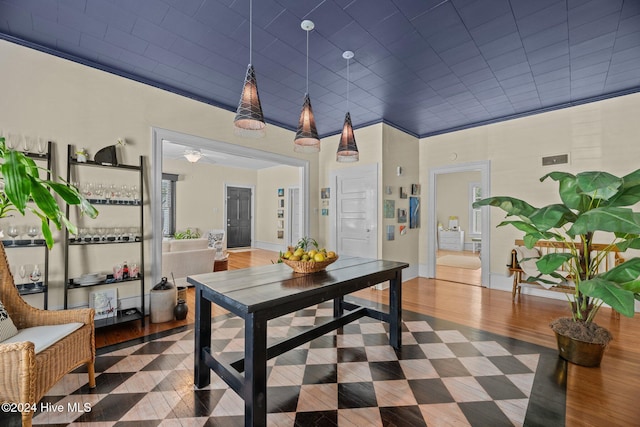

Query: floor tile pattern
left=4, top=299, right=565, bottom=426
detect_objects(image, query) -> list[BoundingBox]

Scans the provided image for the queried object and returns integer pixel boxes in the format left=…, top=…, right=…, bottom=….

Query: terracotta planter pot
left=554, top=331, right=607, bottom=367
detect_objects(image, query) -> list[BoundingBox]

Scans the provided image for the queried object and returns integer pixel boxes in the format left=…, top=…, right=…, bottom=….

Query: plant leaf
left=28, top=176, right=61, bottom=222
left=575, top=171, right=622, bottom=201
left=529, top=204, right=577, bottom=231
left=473, top=196, right=537, bottom=220
left=599, top=257, right=640, bottom=283
left=536, top=252, right=574, bottom=274
left=540, top=172, right=586, bottom=210
left=1, top=150, right=30, bottom=213
left=568, top=207, right=640, bottom=236
left=580, top=277, right=636, bottom=317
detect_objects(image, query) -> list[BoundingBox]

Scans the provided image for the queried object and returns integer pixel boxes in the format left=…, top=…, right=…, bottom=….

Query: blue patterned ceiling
left=1, top=0, right=639, bottom=138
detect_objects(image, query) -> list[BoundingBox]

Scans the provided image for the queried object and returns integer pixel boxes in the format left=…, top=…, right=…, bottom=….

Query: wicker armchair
left=0, top=244, right=95, bottom=427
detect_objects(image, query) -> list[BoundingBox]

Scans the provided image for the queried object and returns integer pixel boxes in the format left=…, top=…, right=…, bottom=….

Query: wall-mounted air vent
left=542, top=154, right=569, bottom=166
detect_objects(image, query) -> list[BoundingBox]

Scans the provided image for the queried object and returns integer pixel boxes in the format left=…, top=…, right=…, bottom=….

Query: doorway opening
left=150, top=127, right=310, bottom=288
left=427, top=161, right=491, bottom=286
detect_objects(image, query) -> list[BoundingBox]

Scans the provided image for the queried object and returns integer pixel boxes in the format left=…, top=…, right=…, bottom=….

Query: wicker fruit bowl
left=281, top=255, right=339, bottom=274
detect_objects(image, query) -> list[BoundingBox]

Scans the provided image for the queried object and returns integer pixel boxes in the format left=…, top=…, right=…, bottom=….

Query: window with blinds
left=162, top=173, right=178, bottom=237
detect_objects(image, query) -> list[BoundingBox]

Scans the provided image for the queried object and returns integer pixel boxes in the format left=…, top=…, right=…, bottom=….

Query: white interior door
left=288, top=187, right=301, bottom=247
left=334, top=165, right=378, bottom=259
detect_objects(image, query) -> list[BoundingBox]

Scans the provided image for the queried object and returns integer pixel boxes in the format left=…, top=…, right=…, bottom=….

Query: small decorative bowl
left=281, top=255, right=339, bottom=274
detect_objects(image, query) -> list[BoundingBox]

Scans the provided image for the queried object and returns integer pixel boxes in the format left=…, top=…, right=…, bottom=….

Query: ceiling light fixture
left=294, top=19, right=320, bottom=153
left=184, top=148, right=203, bottom=163
left=336, top=50, right=359, bottom=162
left=233, top=0, right=265, bottom=138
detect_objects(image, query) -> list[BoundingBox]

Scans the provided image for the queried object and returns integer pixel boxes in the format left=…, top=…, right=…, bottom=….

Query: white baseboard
left=254, top=240, right=287, bottom=253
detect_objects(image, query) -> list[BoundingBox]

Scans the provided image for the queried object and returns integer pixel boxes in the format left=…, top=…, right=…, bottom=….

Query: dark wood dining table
left=189, top=256, right=408, bottom=427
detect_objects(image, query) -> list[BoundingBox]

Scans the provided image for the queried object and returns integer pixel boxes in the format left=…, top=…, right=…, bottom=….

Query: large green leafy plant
left=0, top=137, right=98, bottom=248
left=474, top=169, right=640, bottom=324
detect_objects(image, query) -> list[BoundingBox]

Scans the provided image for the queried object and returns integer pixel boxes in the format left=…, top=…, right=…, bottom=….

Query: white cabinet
left=438, top=230, right=464, bottom=251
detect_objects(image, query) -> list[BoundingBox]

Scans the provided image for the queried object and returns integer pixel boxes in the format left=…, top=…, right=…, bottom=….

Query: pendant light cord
left=249, top=0, right=253, bottom=65
left=306, top=29, right=309, bottom=94
left=346, top=57, right=350, bottom=112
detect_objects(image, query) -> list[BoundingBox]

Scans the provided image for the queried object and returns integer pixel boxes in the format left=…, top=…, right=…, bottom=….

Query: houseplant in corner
left=474, top=169, right=640, bottom=366
left=0, top=136, right=98, bottom=248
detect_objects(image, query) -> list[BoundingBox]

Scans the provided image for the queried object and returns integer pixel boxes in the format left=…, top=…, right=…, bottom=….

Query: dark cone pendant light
left=294, top=20, right=320, bottom=153
left=233, top=0, right=266, bottom=138
left=336, top=50, right=359, bottom=162
left=234, top=64, right=266, bottom=138
left=336, top=111, right=359, bottom=162
left=294, top=93, right=320, bottom=152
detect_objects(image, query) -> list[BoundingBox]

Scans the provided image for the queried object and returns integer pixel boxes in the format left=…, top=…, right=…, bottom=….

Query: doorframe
left=329, top=163, right=380, bottom=258
left=426, top=160, right=491, bottom=286
left=287, top=186, right=301, bottom=248
left=151, top=127, right=310, bottom=288
left=224, top=183, right=255, bottom=248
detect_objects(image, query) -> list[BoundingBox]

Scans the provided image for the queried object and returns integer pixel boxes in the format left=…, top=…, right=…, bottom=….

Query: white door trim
left=329, top=163, right=379, bottom=258
left=427, top=160, right=491, bottom=286
left=150, top=127, right=310, bottom=289
left=287, top=186, right=301, bottom=248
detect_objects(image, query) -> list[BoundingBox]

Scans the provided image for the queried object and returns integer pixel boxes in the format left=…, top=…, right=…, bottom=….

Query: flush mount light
left=184, top=148, right=203, bottom=163
left=336, top=50, right=359, bottom=162
left=294, top=19, right=320, bottom=153
left=233, top=0, right=266, bottom=138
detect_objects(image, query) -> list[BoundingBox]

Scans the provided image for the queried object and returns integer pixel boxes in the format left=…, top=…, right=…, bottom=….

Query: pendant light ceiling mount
left=336, top=50, right=359, bottom=162
left=294, top=19, right=320, bottom=153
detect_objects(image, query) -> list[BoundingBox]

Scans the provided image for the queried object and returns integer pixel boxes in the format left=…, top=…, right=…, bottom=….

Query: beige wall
left=381, top=125, right=419, bottom=271
left=0, top=40, right=321, bottom=309
left=435, top=171, right=481, bottom=244
left=420, top=93, right=640, bottom=284
left=255, top=165, right=300, bottom=248
left=163, top=158, right=258, bottom=235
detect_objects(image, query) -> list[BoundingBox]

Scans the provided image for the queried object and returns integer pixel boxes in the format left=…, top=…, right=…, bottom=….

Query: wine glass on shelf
left=37, top=137, right=47, bottom=154
left=27, top=225, right=39, bottom=244
left=7, top=225, right=19, bottom=246
left=22, top=135, right=33, bottom=153
left=29, top=264, right=42, bottom=289
left=6, top=132, right=18, bottom=150
left=19, top=265, right=27, bottom=287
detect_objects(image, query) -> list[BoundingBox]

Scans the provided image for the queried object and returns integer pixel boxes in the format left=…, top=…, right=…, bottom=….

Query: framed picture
left=278, top=199, right=285, bottom=208
left=386, top=225, right=395, bottom=240
left=277, top=230, right=284, bottom=239
left=411, top=184, right=421, bottom=195
left=277, top=209, right=284, bottom=218
left=409, top=196, right=420, bottom=229
left=277, top=188, right=284, bottom=197
left=321, top=187, right=330, bottom=199
left=277, top=220, right=284, bottom=229
left=400, top=225, right=407, bottom=235
left=397, top=208, right=407, bottom=223
left=90, top=289, right=117, bottom=320
left=321, top=208, right=329, bottom=216
left=400, top=187, right=408, bottom=199
left=384, top=200, right=395, bottom=218
left=385, top=186, right=393, bottom=195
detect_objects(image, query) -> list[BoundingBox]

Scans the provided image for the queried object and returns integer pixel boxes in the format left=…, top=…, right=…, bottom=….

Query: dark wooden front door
left=227, top=186, right=252, bottom=248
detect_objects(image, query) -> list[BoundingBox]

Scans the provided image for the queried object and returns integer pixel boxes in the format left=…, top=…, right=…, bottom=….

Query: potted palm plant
left=0, top=136, right=98, bottom=248
left=474, top=169, right=640, bottom=366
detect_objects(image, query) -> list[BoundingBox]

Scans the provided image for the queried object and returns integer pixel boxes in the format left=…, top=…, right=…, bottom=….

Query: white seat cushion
left=1, top=322, right=84, bottom=354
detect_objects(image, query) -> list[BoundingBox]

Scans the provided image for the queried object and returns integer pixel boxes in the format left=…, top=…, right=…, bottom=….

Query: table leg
left=333, top=296, right=344, bottom=318
left=389, top=270, right=402, bottom=349
left=245, top=312, right=268, bottom=427
left=194, top=285, right=212, bottom=388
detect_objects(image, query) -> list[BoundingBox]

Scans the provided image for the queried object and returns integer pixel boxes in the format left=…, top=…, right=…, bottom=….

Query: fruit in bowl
left=279, top=237, right=338, bottom=274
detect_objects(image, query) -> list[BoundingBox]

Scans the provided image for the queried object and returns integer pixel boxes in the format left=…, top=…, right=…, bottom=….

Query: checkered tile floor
left=7, top=298, right=565, bottom=426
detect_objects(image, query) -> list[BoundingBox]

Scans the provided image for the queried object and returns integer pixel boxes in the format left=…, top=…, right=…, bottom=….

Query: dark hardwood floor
left=96, top=249, right=640, bottom=427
